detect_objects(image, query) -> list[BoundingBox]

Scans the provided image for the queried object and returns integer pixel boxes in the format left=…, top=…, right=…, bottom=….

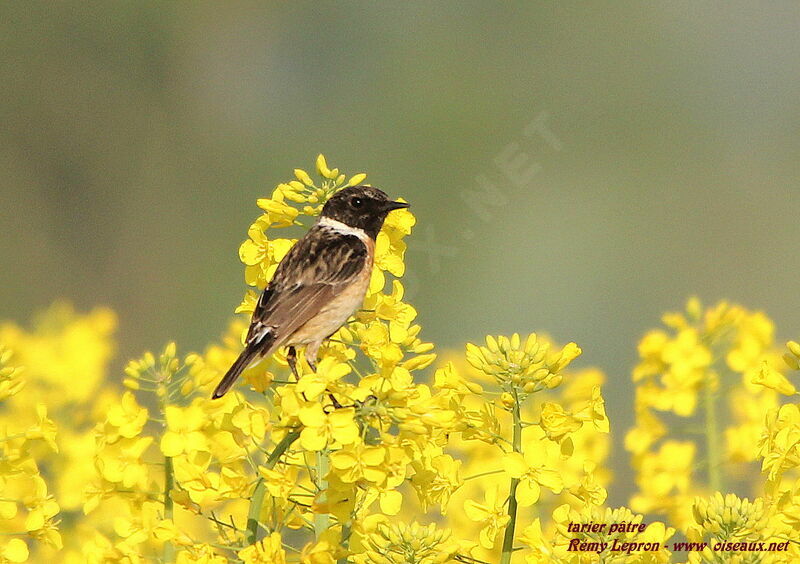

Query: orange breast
left=288, top=237, right=374, bottom=345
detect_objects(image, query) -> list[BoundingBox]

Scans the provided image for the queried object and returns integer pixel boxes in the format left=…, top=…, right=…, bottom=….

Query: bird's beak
left=384, top=200, right=410, bottom=211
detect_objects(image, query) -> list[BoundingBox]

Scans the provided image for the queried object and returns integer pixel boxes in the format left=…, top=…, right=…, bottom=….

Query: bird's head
left=320, top=186, right=409, bottom=239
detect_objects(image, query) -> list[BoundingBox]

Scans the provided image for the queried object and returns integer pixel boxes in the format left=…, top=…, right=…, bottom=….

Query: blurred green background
left=2, top=3, right=799, bottom=505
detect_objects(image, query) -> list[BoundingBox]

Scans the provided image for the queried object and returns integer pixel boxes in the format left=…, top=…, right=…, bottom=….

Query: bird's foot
left=323, top=393, right=378, bottom=413
left=287, top=346, right=300, bottom=381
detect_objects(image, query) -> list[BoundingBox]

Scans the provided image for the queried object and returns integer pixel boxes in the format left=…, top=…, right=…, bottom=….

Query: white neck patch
left=318, top=216, right=370, bottom=241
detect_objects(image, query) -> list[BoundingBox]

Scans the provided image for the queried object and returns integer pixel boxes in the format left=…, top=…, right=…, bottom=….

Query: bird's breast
left=289, top=238, right=374, bottom=345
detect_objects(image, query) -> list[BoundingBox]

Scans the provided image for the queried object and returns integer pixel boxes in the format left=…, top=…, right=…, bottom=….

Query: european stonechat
left=212, top=185, right=409, bottom=399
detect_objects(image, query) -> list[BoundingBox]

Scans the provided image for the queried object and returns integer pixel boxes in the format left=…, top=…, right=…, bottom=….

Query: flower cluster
left=626, top=299, right=784, bottom=528
left=685, top=493, right=777, bottom=564
left=0, top=347, right=60, bottom=563
left=3, top=158, right=800, bottom=563
left=0, top=304, right=116, bottom=562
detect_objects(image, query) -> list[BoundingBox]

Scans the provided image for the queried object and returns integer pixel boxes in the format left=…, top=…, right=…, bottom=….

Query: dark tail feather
left=212, top=347, right=259, bottom=399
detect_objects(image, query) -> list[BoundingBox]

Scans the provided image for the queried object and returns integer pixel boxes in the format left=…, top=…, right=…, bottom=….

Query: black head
left=320, top=186, right=409, bottom=239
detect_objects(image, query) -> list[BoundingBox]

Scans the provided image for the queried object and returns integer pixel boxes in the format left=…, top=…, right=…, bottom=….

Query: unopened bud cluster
left=466, top=333, right=581, bottom=397
left=353, top=521, right=460, bottom=564
left=691, top=493, right=768, bottom=538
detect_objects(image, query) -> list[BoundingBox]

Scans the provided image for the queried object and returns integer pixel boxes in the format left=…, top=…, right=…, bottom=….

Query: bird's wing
left=245, top=224, right=368, bottom=349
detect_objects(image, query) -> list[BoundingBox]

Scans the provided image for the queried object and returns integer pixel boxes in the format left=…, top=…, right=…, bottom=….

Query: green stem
left=246, top=430, right=301, bottom=545
left=158, top=371, right=176, bottom=563
left=500, top=392, right=522, bottom=564
left=337, top=522, right=351, bottom=564
left=163, top=455, right=175, bottom=562
left=314, top=450, right=330, bottom=539
left=463, top=469, right=505, bottom=482
left=704, top=382, right=722, bottom=492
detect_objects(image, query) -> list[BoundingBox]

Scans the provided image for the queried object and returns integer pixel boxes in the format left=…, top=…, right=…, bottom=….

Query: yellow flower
left=298, top=405, right=359, bottom=451
left=171, top=452, right=221, bottom=509
left=539, top=402, right=582, bottom=442
left=259, top=465, right=299, bottom=499
left=0, top=303, right=116, bottom=403
left=518, top=519, right=554, bottom=563
left=300, top=539, right=336, bottom=564
left=569, top=461, right=608, bottom=506
left=26, top=405, right=58, bottom=452
left=463, top=485, right=510, bottom=549
left=0, top=347, right=24, bottom=400
left=502, top=441, right=563, bottom=506
left=357, top=321, right=404, bottom=370
left=239, top=219, right=272, bottom=286
left=175, top=544, right=228, bottom=563
left=238, top=533, right=287, bottom=564
left=784, top=340, right=800, bottom=370
left=160, top=402, right=209, bottom=457
left=410, top=454, right=463, bottom=513
left=330, top=444, right=388, bottom=485
left=7, top=160, right=768, bottom=564
left=105, top=391, right=148, bottom=440
left=296, top=358, right=351, bottom=401
left=94, top=435, right=154, bottom=490
left=256, top=192, right=300, bottom=228
left=751, top=361, right=796, bottom=395
left=758, top=403, right=800, bottom=481
left=433, top=362, right=483, bottom=396
left=575, top=385, right=610, bottom=432
left=630, top=441, right=695, bottom=519
left=625, top=401, right=666, bottom=455
left=0, top=539, right=28, bottom=563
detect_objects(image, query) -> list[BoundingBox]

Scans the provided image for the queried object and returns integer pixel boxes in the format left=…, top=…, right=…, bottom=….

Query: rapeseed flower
left=5, top=158, right=798, bottom=563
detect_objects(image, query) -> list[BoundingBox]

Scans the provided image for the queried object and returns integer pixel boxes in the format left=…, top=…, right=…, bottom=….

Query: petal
left=516, top=479, right=541, bottom=507
left=502, top=452, right=527, bottom=478
left=536, top=468, right=564, bottom=493
left=160, top=432, right=184, bottom=457
left=361, top=446, right=386, bottom=466
left=300, top=426, right=327, bottom=451
left=239, top=239, right=264, bottom=266
left=3, top=539, right=29, bottom=563
left=329, top=450, right=358, bottom=470
left=463, top=500, right=488, bottom=522
left=379, top=490, right=402, bottom=515
left=296, top=376, right=326, bottom=401
left=298, top=404, right=326, bottom=427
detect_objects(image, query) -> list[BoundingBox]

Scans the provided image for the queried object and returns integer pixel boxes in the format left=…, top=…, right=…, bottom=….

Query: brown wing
left=245, top=224, right=368, bottom=351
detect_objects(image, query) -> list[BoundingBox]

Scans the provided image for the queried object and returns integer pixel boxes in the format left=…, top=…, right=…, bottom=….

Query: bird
left=212, top=185, right=409, bottom=399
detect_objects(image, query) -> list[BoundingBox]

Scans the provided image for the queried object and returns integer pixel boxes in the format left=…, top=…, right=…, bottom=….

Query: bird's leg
left=306, top=342, right=343, bottom=410
left=287, top=346, right=300, bottom=381
left=327, top=393, right=343, bottom=410
left=304, top=342, right=319, bottom=374
left=287, top=346, right=310, bottom=401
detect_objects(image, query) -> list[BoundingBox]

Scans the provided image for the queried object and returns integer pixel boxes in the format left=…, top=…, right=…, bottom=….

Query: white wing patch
left=248, top=323, right=272, bottom=345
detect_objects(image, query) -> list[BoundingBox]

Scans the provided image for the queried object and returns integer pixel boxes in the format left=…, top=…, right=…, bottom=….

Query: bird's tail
left=212, top=346, right=259, bottom=399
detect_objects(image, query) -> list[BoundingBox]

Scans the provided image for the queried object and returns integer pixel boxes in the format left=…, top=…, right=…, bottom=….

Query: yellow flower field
left=1, top=156, right=798, bottom=563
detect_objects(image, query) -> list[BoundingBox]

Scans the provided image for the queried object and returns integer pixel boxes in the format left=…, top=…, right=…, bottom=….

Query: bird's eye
left=350, top=197, right=364, bottom=208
